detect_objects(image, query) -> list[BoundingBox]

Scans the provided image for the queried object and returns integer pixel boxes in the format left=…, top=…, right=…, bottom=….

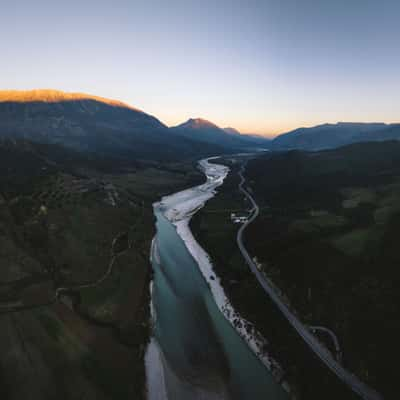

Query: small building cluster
left=231, top=213, right=248, bottom=224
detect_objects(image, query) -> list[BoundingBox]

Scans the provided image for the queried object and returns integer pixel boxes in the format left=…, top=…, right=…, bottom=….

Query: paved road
left=309, top=325, right=342, bottom=362
left=236, top=165, right=383, bottom=400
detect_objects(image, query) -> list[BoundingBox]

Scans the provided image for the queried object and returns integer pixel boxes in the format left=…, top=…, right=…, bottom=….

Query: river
left=145, top=158, right=288, bottom=400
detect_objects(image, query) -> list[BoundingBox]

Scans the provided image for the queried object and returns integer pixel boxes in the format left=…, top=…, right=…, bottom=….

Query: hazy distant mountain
left=271, top=122, right=400, bottom=151
left=223, top=127, right=241, bottom=135
left=223, top=127, right=272, bottom=145
left=241, top=133, right=272, bottom=144
left=171, top=118, right=270, bottom=149
left=0, top=90, right=225, bottom=161
left=245, top=132, right=271, bottom=139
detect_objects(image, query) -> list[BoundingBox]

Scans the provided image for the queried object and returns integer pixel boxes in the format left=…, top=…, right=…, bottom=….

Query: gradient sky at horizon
left=1, top=0, right=399, bottom=136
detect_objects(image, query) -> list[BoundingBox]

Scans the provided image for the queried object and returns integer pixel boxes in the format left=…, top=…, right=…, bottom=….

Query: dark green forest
left=244, top=141, right=400, bottom=398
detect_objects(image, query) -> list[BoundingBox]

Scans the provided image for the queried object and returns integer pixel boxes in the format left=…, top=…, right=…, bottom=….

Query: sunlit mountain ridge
left=0, top=89, right=231, bottom=162
left=0, top=89, right=144, bottom=113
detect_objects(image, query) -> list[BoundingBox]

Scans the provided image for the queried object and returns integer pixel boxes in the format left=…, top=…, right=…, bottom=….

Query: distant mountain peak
left=177, top=118, right=220, bottom=130
left=171, top=117, right=270, bottom=149
left=0, top=89, right=143, bottom=113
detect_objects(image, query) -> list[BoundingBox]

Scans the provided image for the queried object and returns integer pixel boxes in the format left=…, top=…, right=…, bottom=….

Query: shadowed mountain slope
left=0, top=90, right=225, bottom=161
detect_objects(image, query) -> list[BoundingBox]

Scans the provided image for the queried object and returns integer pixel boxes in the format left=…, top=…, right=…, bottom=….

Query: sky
left=0, top=0, right=399, bottom=136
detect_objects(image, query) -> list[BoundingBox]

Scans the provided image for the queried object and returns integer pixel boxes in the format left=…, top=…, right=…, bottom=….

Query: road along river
left=145, top=158, right=288, bottom=400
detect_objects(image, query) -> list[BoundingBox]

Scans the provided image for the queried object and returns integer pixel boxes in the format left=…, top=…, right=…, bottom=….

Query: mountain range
left=1, top=90, right=399, bottom=158
left=271, top=122, right=400, bottom=151
left=170, top=118, right=270, bottom=149
left=0, top=90, right=228, bottom=162
left=0, top=90, right=270, bottom=163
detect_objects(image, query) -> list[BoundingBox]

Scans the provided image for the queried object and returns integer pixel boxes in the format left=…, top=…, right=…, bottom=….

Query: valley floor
left=0, top=155, right=202, bottom=400
left=190, top=156, right=371, bottom=400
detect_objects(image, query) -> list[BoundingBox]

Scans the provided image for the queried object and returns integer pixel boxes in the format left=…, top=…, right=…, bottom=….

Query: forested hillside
left=244, top=141, right=400, bottom=398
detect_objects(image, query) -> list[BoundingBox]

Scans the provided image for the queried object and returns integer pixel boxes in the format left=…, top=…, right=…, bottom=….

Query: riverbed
left=145, top=157, right=288, bottom=400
